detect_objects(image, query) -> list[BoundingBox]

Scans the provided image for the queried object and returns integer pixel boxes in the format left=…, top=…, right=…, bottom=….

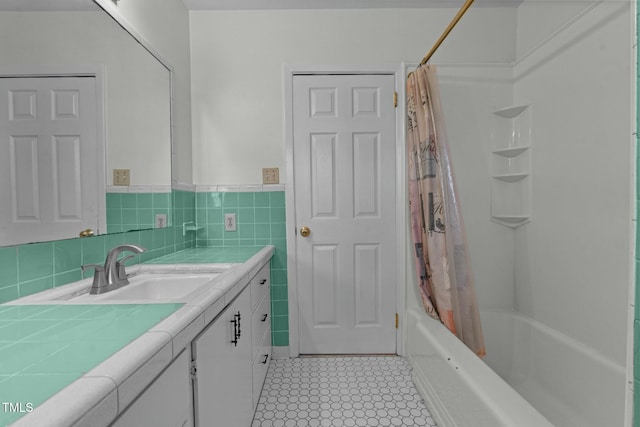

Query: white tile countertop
left=5, top=245, right=274, bottom=427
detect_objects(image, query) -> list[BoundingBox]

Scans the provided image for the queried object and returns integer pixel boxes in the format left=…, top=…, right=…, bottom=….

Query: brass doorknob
left=299, top=226, right=311, bottom=237
left=79, top=229, right=94, bottom=237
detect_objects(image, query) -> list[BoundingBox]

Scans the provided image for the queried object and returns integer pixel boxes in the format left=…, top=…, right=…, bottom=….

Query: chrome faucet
left=82, top=244, right=147, bottom=294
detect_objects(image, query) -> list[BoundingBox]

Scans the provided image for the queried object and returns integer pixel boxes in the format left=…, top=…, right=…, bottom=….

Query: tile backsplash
left=0, top=226, right=196, bottom=304
left=106, top=191, right=172, bottom=233
left=0, top=188, right=289, bottom=347
left=0, top=189, right=197, bottom=305
left=194, top=190, right=289, bottom=347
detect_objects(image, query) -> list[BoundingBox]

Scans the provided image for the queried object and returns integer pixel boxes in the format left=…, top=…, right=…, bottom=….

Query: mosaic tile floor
left=252, top=356, right=438, bottom=427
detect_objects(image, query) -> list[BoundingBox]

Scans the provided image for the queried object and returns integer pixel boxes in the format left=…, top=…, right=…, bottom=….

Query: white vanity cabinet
left=191, top=264, right=271, bottom=427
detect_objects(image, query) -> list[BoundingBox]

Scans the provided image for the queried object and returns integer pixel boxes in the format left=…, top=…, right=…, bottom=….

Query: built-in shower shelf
left=490, top=104, right=532, bottom=228
left=492, top=146, right=529, bottom=158
left=492, top=173, right=529, bottom=183
left=493, top=105, right=529, bottom=118
left=490, top=215, right=530, bottom=229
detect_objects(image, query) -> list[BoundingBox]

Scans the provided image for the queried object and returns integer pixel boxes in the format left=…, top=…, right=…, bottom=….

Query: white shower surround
left=407, top=307, right=626, bottom=427
left=481, top=309, right=626, bottom=426
left=406, top=1, right=633, bottom=426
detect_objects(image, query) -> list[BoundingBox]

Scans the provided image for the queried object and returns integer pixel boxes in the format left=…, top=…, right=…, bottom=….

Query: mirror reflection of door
left=0, top=7, right=172, bottom=247
left=0, top=76, right=100, bottom=246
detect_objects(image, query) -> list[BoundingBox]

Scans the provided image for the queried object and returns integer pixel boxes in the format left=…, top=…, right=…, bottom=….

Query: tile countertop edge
left=9, top=245, right=275, bottom=427
left=9, top=377, right=118, bottom=427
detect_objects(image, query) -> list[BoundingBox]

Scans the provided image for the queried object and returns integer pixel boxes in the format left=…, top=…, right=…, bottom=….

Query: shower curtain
left=407, top=64, right=485, bottom=357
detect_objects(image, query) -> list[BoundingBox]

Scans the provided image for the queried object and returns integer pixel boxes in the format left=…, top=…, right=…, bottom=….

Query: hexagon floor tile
left=252, top=356, right=438, bottom=427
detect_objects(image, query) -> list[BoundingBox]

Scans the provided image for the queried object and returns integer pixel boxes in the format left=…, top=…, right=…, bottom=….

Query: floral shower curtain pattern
left=407, top=65, right=485, bottom=357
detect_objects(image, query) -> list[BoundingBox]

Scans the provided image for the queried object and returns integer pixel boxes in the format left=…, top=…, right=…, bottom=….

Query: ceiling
left=0, top=0, right=523, bottom=12
left=182, top=0, right=523, bottom=9
left=0, top=0, right=99, bottom=11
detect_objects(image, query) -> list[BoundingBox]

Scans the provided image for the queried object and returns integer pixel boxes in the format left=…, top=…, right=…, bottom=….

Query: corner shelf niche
left=490, top=105, right=531, bottom=229
left=492, top=173, right=528, bottom=183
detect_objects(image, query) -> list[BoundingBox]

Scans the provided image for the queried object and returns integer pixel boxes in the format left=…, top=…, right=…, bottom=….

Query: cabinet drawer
left=250, top=264, right=270, bottom=312
left=252, top=332, right=272, bottom=405
left=251, top=292, right=271, bottom=359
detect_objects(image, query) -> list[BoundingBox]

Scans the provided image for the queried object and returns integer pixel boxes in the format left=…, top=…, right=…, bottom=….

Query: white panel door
left=0, top=77, right=99, bottom=245
left=293, top=74, right=397, bottom=354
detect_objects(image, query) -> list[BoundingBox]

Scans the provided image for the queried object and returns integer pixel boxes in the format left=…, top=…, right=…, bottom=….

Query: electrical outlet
left=224, top=213, right=237, bottom=231
left=155, top=214, right=167, bottom=228
left=262, top=168, right=279, bottom=185
left=113, top=169, right=130, bottom=186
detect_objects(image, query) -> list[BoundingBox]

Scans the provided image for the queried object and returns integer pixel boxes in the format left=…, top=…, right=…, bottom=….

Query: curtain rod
left=419, top=0, right=476, bottom=66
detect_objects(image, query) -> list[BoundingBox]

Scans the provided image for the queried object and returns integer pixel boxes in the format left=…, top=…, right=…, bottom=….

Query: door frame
left=283, top=64, right=407, bottom=358
left=0, top=64, right=107, bottom=235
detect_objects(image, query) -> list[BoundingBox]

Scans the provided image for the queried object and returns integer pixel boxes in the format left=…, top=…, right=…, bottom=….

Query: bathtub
left=406, top=307, right=626, bottom=427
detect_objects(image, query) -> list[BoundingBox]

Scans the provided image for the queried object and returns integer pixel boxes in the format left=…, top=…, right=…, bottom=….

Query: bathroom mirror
left=0, top=0, right=172, bottom=247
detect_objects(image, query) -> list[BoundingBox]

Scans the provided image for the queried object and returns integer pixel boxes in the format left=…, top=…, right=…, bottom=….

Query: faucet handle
left=81, top=263, right=104, bottom=272
left=116, top=255, right=135, bottom=280
left=81, top=264, right=107, bottom=287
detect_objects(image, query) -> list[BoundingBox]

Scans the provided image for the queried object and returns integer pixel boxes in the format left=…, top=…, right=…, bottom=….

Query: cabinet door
left=192, top=288, right=252, bottom=427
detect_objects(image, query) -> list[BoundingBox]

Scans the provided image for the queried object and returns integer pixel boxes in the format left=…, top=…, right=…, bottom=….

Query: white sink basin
left=65, top=273, right=221, bottom=303
left=4, top=265, right=235, bottom=305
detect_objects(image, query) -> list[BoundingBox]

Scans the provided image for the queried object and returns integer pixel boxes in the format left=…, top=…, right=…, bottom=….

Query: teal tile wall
left=106, top=191, right=172, bottom=233
left=0, top=189, right=196, bottom=305
left=194, top=191, right=289, bottom=347
left=173, top=189, right=197, bottom=231
left=635, top=3, right=639, bottom=425
left=0, top=188, right=287, bottom=348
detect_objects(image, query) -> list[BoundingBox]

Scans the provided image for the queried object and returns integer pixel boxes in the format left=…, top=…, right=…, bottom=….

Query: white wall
left=0, top=11, right=171, bottom=186
left=190, top=8, right=520, bottom=326
left=95, top=0, right=193, bottom=186
left=513, top=1, right=633, bottom=366
left=515, top=0, right=598, bottom=60
left=189, top=7, right=517, bottom=185
left=188, top=4, right=633, bottom=370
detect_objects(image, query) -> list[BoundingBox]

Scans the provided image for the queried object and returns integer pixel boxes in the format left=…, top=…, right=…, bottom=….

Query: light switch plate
left=262, top=168, right=279, bottom=185
left=113, top=169, right=130, bottom=186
